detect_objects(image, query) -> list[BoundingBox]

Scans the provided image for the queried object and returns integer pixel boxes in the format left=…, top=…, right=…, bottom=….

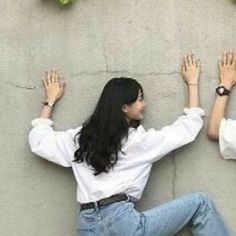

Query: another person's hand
left=42, top=69, right=65, bottom=103
left=219, top=51, right=236, bottom=90
left=182, top=54, right=200, bottom=85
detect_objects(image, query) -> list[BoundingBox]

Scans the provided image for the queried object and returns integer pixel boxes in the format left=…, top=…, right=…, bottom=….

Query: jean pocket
left=106, top=206, right=141, bottom=236
left=76, top=212, right=96, bottom=235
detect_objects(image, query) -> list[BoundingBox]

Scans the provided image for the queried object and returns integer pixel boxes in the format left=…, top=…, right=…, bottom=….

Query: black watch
left=215, top=86, right=231, bottom=96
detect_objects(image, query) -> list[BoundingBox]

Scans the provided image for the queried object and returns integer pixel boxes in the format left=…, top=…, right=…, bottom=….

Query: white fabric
left=29, top=107, right=204, bottom=203
left=219, top=118, right=236, bottom=160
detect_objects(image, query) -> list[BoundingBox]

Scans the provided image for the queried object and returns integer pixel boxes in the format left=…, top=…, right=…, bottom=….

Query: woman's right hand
left=42, top=69, right=65, bottom=103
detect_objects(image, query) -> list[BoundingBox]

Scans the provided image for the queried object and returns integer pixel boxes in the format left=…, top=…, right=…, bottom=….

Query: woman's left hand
left=182, top=54, right=200, bottom=85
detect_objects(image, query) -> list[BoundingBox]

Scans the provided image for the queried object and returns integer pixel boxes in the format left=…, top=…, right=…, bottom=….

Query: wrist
left=188, top=83, right=199, bottom=90
left=216, top=85, right=231, bottom=96
left=46, top=97, right=57, bottom=103
left=219, top=83, right=232, bottom=91
left=43, top=100, right=55, bottom=108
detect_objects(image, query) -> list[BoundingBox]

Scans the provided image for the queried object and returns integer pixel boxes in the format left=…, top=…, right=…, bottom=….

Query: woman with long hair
left=29, top=54, right=232, bottom=236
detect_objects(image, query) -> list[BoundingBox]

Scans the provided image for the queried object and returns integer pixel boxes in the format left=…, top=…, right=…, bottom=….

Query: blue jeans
left=76, top=192, right=233, bottom=236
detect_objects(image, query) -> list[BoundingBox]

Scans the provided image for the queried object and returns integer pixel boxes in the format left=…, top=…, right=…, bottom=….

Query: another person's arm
left=207, top=51, right=236, bottom=140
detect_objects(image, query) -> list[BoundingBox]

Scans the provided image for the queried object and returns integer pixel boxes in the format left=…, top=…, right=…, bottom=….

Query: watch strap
left=43, top=101, right=55, bottom=108
left=215, top=86, right=231, bottom=96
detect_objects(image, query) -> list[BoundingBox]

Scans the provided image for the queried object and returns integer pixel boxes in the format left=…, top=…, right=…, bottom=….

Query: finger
left=229, top=51, right=233, bottom=65
left=187, top=54, right=192, bottom=66
left=54, top=69, right=59, bottom=82
left=46, top=71, right=52, bottom=84
left=184, top=56, right=188, bottom=67
left=45, top=71, right=51, bottom=84
left=232, top=52, right=236, bottom=66
left=191, top=54, right=197, bottom=67
left=222, top=52, right=227, bottom=65
left=60, top=81, right=66, bottom=89
left=190, top=54, right=194, bottom=65
left=191, top=54, right=196, bottom=62
left=42, top=77, right=48, bottom=88
left=182, top=65, right=186, bottom=75
left=51, top=68, right=56, bottom=82
left=218, top=58, right=223, bottom=69
left=226, top=51, right=231, bottom=65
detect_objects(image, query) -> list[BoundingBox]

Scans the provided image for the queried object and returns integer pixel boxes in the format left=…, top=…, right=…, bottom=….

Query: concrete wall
left=1, top=0, right=236, bottom=235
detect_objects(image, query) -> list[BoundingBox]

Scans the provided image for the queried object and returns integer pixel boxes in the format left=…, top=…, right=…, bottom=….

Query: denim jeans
left=76, top=192, right=233, bottom=236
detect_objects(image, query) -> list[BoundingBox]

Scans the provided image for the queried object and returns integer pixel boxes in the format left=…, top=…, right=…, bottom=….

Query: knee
left=195, top=192, right=209, bottom=200
left=194, top=192, right=213, bottom=207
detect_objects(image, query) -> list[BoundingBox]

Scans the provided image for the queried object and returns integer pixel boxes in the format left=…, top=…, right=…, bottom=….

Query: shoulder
left=123, top=125, right=154, bottom=149
left=128, top=125, right=146, bottom=138
left=66, top=126, right=82, bottom=137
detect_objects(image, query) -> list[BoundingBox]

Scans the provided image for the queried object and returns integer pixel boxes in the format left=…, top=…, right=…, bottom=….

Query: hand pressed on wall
left=182, top=54, right=200, bottom=85
left=42, top=69, right=65, bottom=104
left=219, top=51, right=236, bottom=90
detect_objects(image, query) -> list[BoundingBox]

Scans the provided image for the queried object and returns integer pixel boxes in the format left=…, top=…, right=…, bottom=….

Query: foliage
left=59, top=0, right=75, bottom=5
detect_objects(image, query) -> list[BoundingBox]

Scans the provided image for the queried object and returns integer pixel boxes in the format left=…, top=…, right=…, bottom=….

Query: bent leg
left=141, top=192, right=232, bottom=236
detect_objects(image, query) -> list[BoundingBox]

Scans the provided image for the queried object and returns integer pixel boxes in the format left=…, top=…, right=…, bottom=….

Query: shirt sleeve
left=28, top=118, right=81, bottom=167
left=219, top=118, right=236, bottom=160
left=125, top=107, right=204, bottom=164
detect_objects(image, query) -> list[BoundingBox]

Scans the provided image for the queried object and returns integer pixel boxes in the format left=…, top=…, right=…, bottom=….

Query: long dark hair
left=74, top=77, right=143, bottom=175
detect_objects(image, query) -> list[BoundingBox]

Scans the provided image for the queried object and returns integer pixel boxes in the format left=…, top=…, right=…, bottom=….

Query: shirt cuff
left=219, top=118, right=236, bottom=160
left=183, top=107, right=205, bottom=117
left=31, top=118, right=54, bottom=127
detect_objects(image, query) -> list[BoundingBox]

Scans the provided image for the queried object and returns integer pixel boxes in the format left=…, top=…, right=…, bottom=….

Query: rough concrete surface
left=1, top=0, right=236, bottom=235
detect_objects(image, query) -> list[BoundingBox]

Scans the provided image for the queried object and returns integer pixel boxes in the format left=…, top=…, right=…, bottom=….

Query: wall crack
left=70, top=70, right=181, bottom=77
left=4, top=81, right=36, bottom=90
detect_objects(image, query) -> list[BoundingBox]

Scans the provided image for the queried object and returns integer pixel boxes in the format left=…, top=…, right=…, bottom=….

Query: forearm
left=188, top=84, right=199, bottom=107
left=40, top=105, right=54, bottom=119
left=40, top=98, right=57, bottom=119
left=207, top=96, right=228, bottom=140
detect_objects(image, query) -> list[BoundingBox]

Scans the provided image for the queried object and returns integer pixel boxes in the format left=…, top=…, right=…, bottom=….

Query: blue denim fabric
left=76, top=192, right=233, bottom=236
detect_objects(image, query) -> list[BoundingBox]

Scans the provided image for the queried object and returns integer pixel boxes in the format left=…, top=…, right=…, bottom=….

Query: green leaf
left=59, top=0, right=74, bottom=5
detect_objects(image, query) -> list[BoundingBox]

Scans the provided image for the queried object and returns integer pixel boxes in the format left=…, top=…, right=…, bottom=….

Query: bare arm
left=40, top=69, right=65, bottom=119
left=182, top=54, right=200, bottom=107
left=207, top=51, right=236, bottom=140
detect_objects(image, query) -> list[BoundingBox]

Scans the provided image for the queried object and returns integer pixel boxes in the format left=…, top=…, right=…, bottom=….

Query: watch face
left=218, top=87, right=224, bottom=94
left=216, top=86, right=230, bottom=96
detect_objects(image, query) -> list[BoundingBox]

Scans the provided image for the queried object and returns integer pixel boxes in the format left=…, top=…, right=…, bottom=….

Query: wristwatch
left=43, top=101, right=55, bottom=108
left=215, top=86, right=231, bottom=96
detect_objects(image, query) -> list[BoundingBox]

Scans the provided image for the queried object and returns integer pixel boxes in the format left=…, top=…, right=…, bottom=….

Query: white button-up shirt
left=219, top=118, right=236, bottom=160
left=29, top=107, right=204, bottom=203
